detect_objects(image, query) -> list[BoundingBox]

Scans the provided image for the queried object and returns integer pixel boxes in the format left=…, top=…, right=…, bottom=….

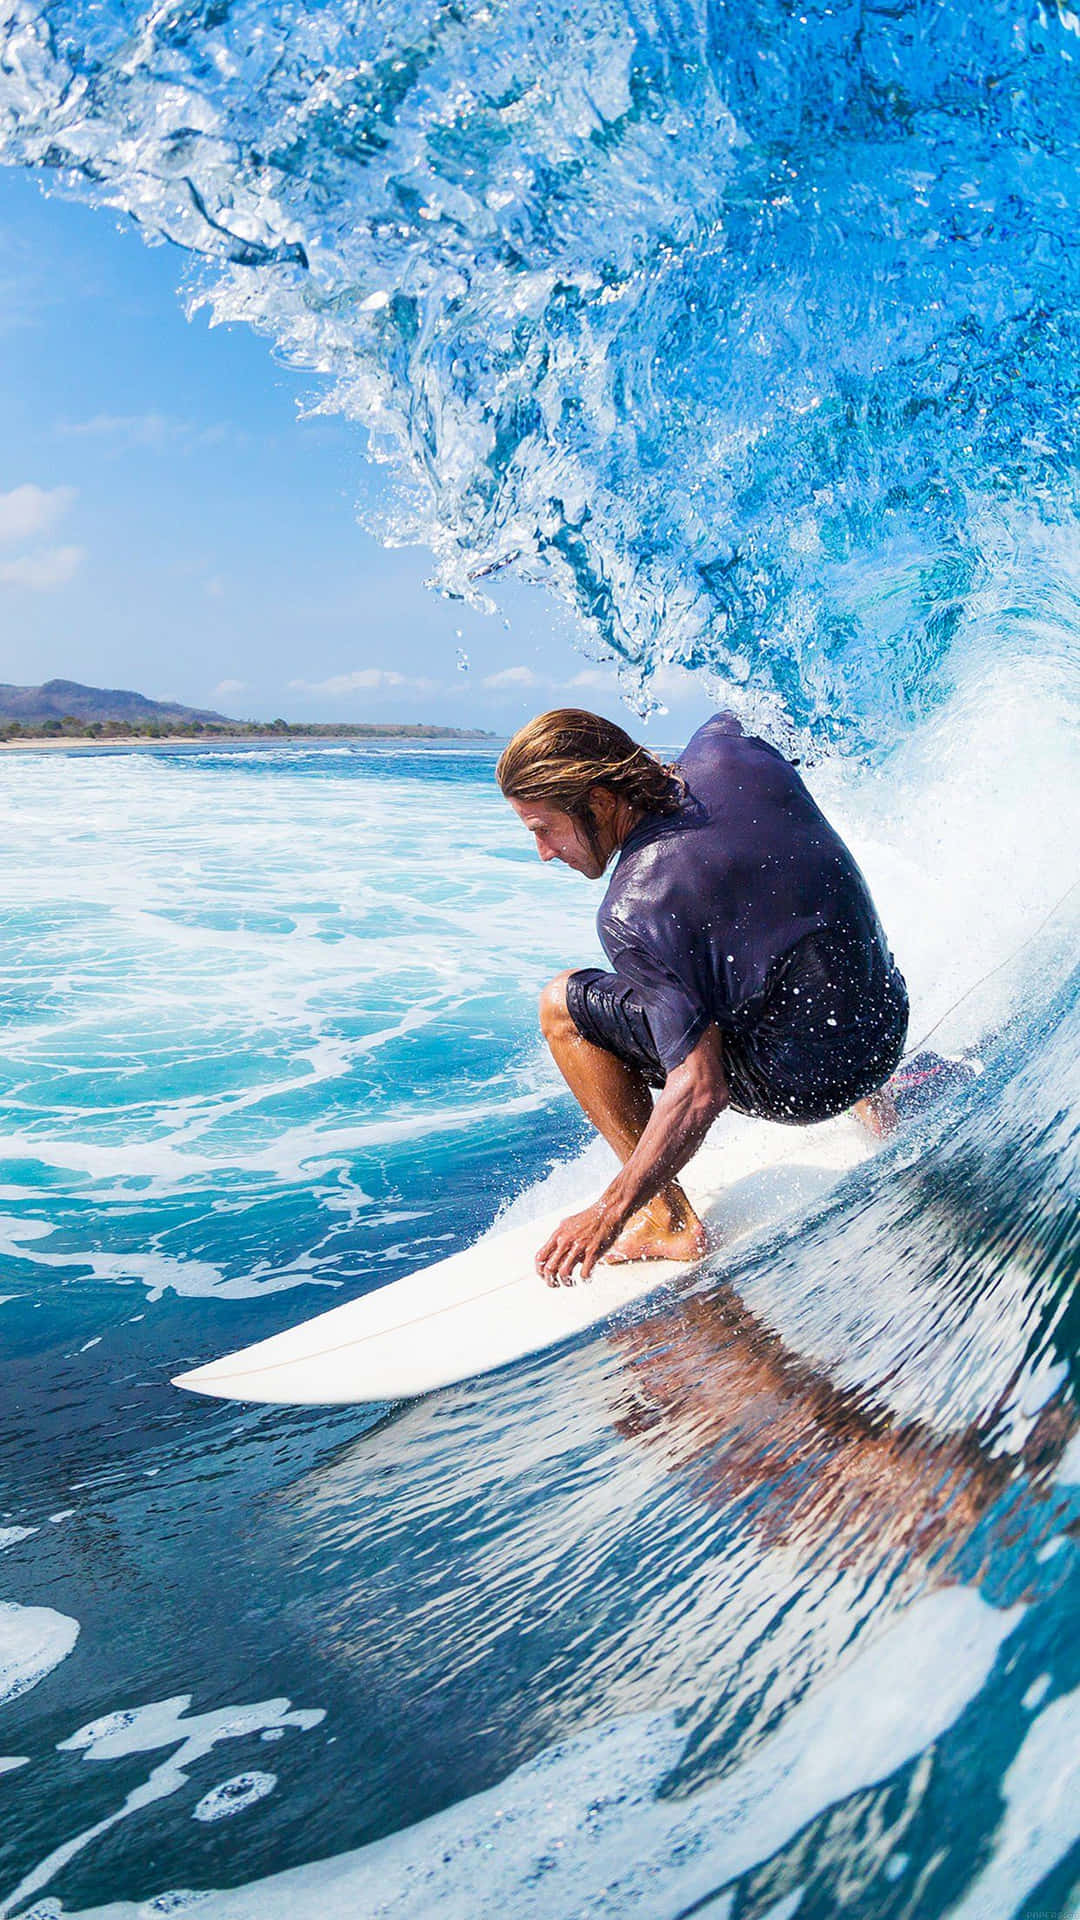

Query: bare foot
left=603, top=1210, right=708, bottom=1266
left=854, top=1088, right=899, bottom=1139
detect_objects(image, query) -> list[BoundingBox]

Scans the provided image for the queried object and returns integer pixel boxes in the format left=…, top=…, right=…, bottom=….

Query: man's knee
left=539, top=970, right=576, bottom=1042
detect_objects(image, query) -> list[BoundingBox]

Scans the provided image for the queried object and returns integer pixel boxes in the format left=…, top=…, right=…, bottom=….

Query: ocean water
left=0, top=728, right=1075, bottom=1920
left=2, top=0, right=1080, bottom=1913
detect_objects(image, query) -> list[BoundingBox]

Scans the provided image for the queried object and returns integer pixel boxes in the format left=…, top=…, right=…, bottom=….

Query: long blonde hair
left=496, top=708, right=683, bottom=857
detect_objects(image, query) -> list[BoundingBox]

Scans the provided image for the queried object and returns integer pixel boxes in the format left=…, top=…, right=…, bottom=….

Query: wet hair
left=495, top=708, right=684, bottom=860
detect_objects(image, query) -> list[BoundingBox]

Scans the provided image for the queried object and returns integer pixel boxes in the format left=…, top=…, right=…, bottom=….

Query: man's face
left=508, top=796, right=605, bottom=878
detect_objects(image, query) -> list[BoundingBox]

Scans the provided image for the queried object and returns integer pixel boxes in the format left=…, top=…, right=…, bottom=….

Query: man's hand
left=536, top=1200, right=625, bottom=1286
left=535, top=1027, right=729, bottom=1288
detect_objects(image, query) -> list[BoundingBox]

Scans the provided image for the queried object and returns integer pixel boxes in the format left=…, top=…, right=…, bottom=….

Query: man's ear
left=586, top=784, right=617, bottom=825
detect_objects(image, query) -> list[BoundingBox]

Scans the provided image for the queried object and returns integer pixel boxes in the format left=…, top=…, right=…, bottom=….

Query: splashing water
left=2, top=0, right=1079, bottom=739
left=1, top=0, right=1080, bottom=1916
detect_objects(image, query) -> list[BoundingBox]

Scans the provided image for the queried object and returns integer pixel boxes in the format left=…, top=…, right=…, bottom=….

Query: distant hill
left=0, top=679, right=231, bottom=726
left=0, top=679, right=493, bottom=742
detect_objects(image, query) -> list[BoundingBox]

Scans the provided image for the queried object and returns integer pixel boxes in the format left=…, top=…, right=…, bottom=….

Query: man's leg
left=539, top=972, right=707, bottom=1261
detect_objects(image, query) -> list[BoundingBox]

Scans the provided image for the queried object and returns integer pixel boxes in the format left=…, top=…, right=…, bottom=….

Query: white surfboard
left=172, top=1115, right=873, bottom=1405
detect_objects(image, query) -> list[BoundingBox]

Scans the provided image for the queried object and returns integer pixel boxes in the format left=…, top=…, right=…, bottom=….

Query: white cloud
left=214, top=679, right=246, bottom=697
left=0, top=545, right=84, bottom=591
left=568, top=661, right=710, bottom=707
left=649, top=663, right=706, bottom=699
left=60, top=411, right=175, bottom=448
left=289, top=668, right=437, bottom=698
left=481, top=665, right=547, bottom=691
left=57, top=413, right=237, bottom=452
left=0, top=484, right=76, bottom=545
left=566, top=667, right=617, bottom=691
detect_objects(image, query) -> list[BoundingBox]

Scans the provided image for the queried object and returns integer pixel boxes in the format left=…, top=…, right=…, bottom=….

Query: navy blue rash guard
left=592, top=713, right=900, bottom=1076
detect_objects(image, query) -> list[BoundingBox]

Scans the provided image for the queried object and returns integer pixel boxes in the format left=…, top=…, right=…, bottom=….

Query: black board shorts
left=565, top=929, right=909, bottom=1126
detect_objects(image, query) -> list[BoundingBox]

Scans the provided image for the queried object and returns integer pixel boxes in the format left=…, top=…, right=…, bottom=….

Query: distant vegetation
left=1, top=717, right=493, bottom=741
left=0, top=680, right=493, bottom=742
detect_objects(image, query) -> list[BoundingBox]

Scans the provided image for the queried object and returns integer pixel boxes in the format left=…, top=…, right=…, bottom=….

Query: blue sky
left=0, top=166, right=716, bottom=737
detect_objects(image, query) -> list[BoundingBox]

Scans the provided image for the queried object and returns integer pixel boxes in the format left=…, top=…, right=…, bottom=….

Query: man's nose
left=538, top=843, right=555, bottom=862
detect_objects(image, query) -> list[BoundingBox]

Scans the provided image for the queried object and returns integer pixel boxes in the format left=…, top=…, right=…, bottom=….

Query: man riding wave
left=498, top=709, right=908, bottom=1286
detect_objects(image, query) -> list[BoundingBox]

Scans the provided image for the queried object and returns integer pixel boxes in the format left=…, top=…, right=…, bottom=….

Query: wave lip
left=3, top=0, right=1080, bottom=742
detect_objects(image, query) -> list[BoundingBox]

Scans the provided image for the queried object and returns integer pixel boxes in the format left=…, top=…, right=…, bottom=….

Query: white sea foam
left=945, top=1686, right=1080, bottom=1919
left=1054, top=1431, right=1080, bottom=1484
left=0, top=1603, right=79, bottom=1709
left=0, top=1695, right=324, bottom=1918
left=1021, top=1674, right=1051, bottom=1712
left=0, top=751, right=596, bottom=1305
left=44, top=1588, right=1016, bottom=1920
left=191, top=1772, right=276, bottom=1822
left=757, top=1896, right=804, bottom=1920
left=0, top=1217, right=309, bottom=1304
left=812, top=659, right=1080, bottom=1055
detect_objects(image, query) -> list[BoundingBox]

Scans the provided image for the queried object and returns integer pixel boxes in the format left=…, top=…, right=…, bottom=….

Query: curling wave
left=2, top=0, right=1080, bottom=741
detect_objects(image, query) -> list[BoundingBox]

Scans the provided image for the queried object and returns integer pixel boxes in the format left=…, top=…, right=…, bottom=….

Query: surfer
left=497, top=709, right=908, bottom=1284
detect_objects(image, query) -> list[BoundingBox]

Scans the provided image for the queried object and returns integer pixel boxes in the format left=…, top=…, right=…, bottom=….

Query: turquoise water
left=0, top=735, right=1076, bottom=1917
left=2, top=0, right=1080, bottom=1908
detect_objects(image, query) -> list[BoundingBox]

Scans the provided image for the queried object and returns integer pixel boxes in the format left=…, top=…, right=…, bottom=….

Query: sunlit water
left=2, top=0, right=1080, bottom=1910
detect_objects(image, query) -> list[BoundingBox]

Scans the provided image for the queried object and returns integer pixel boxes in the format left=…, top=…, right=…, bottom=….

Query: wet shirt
left=596, top=714, right=894, bottom=1071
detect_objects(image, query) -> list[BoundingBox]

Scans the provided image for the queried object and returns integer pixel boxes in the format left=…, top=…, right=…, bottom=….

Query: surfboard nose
left=172, top=1363, right=241, bottom=1401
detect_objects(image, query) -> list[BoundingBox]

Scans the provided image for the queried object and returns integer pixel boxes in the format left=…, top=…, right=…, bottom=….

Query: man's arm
left=536, top=1025, right=729, bottom=1284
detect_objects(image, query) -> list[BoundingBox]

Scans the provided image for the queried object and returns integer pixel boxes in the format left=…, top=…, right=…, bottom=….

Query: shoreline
left=0, top=732, right=497, bottom=754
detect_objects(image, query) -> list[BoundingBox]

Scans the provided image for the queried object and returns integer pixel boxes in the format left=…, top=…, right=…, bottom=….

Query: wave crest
left=2, top=0, right=1080, bottom=743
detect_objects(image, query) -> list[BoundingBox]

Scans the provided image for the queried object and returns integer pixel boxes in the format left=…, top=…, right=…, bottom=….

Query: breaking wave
left=2, top=0, right=1079, bottom=741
